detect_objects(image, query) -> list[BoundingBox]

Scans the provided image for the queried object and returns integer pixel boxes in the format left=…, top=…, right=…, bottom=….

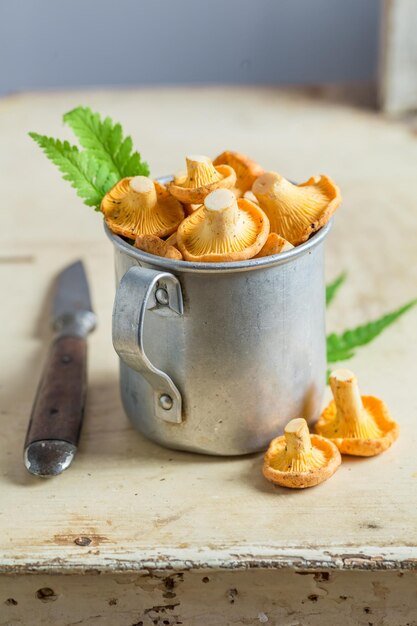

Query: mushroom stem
left=271, top=418, right=326, bottom=472
left=129, top=176, right=158, bottom=211
left=329, top=370, right=382, bottom=439
left=285, top=418, right=313, bottom=458
left=183, top=155, right=222, bottom=188
left=204, top=188, right=240, bottom=240
left=176, top=187, right=269, bottom=262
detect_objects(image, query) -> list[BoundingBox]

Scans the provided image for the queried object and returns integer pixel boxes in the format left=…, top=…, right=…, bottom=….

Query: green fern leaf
left=63, top=106, right=149, bottom=179
left=29, top=132, right=118, bottom=210
left=327, top=298, right=417, bottom=363
left=327, top=348, right=356, bottom=363
left=326, top=272, right=347, bottom=306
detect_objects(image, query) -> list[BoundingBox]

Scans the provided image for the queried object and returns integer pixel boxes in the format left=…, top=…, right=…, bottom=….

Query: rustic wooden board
left=1, top=570, right=416, bottom=626
left=0, top=87, right=417, bottom=622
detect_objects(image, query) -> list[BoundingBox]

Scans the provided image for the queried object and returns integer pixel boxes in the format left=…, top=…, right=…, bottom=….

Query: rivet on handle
left=155, top=287, right=169, bottom=306
left=159, top=394, right=173, bottom=410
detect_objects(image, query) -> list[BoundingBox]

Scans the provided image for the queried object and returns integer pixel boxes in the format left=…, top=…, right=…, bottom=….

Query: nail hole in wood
left=36, top=588, right=57, bottom=602
left=74, top=536, right=92, bottom=546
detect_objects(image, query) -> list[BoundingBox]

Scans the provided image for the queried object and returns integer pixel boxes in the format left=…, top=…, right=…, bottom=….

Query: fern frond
left=327, top=298, right=417, bottom=363
left=63, top=106, right=149, bottom=179
left=326, top=272, right=347, bottom=306
left=29, top=132, right=118, bottom=210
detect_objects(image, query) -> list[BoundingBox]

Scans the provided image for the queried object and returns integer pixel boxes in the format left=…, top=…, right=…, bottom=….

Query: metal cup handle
left=112, top=266, right=183, bottom=424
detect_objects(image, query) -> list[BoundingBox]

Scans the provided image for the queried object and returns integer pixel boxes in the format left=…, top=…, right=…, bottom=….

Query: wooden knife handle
left=25, top=335, right=87, bottom=447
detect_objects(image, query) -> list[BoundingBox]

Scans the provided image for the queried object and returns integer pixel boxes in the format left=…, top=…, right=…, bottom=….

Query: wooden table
left=1, top=87, right=417, bottom=626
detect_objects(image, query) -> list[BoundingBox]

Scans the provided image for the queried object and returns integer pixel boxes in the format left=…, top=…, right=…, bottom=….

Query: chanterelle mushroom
left=168, top=155, right=236, bottom=204
left=255, top=233, right=294, bottom=258
left=134, top=234, right=183, bottom=260
left=101, top=176, right=184, bottom=239
left=263, top=418, right=341, bottom=489
left=176, top=188, right=269, bottom=263
left=315, top=369, right=399, bottom=456
left=252, top=172, right=341, bottom=246
left=213, top=150, right=264, bottom=196
left=243, top=190, right=259, bottom=204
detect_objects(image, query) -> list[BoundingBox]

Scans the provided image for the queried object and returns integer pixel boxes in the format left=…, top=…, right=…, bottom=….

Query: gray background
left=0, top=0, right=380, bottom=95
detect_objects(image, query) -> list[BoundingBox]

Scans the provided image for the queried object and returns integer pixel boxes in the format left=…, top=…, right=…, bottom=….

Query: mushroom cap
left=183, top=203, right=202, bottom=216
left=316, top=396, right=399, bottom=457
left=255, top=233, right=294, bottom=258
left=101, top=176, right=185, bottom=239
left=243, top=190, right=259, bottom=204
left=213, top=150, right=264, bottom=195
left=176, top=188, right=270, bottom=263
left=134, top=234, right=183, bottom=260
left=168, top=155, right=236, bottom=203
left=252, top=172, right=341, bottom=246
left=263, top=418, right=341, bottom=489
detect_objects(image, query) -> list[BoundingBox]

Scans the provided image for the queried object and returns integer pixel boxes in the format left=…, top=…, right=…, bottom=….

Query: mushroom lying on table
left=168, top=155, right=236, bottom=204
left=101, top=176, right=184, bottom=239
left=252, top=172, right=341, bottom=246
left=176, top=188, right=269, bottom=263
left=263, top=418, right=341, bottom=489
left=315, top=369, right=399, bottom=456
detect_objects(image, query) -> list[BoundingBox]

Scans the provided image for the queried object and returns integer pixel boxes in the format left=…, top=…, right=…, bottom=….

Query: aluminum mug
left=107, top=197, right=331, bottom=456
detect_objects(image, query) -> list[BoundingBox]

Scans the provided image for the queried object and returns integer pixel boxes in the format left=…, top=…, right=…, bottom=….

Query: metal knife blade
left=53, top=260, right=97, bottom=337
left=24, top=260, right=96, bottom=477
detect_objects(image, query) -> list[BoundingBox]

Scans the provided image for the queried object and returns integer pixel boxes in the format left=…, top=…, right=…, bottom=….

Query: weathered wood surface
left=1, top=570, right=416, bottom=626
left=0, top=87, right=417, bottom=623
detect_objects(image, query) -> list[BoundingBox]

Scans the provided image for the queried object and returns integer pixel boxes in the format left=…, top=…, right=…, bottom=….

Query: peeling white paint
left=2, top=545, right=417, bottom=575
left=258, top=612, right=269, bottom=622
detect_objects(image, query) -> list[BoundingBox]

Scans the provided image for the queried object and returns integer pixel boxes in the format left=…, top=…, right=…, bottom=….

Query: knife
left=24, top=260, right=96, bottom=477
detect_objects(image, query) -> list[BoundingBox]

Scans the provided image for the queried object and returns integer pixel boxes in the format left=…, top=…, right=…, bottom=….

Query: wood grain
left=0, top=87, right=416, bottom=582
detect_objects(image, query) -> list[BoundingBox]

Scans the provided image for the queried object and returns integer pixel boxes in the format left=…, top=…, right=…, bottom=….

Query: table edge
left=1, top=546, right=417, bottom=575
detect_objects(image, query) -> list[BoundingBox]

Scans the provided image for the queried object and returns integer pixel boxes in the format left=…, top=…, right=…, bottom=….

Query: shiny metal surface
left=53, top=260, right=96, bottom=338
left=109, top=216, right=331, bottom=456
left=24, top=440, right=77, bottom=477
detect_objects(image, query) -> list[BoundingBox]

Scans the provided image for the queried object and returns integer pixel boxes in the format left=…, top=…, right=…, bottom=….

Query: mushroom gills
left=269, top=418, right=327, bottom=472
left=252, top=172, right=341, bottom=245
left=168, top=155, right=236, bottom=204
left=315, top=369, right=399, bottom=456
left=101, top=176, right=184, bottom=238
left=323, top=370, right=383, bottom=439
left=262, top=418, right=341, bottom=489
left=187, top=190, right=261, bottom=255
left=181, top=155, right=222, bottom=188
left=176, top=188, right=269, bottom=262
